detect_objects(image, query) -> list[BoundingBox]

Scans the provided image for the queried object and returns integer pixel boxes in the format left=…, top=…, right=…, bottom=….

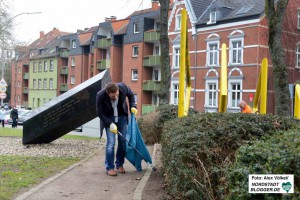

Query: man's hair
left=105, top=82, right=119, bottom=94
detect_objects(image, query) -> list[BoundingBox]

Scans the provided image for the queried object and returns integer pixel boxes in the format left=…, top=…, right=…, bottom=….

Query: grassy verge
left=0, top=127, right=99, bottom=140
left=0, top=156, right=80, bottom=200
left=0, top=127, right=98, bottom=200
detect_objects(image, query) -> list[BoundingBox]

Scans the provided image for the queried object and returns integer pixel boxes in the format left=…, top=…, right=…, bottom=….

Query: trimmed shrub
left=161, top=113, right=300, bottom=199
left=227, top=131, right=300, bottom=200
left=138, top=104, right=198, bottom=144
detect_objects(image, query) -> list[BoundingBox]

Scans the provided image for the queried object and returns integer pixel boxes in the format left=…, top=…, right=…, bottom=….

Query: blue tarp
left=125, top=114, right=153, bottom=171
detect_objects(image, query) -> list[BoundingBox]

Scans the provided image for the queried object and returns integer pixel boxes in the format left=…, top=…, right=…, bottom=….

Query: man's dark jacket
left=10, top=109, right=18, bottom=119
left=96, top=82, right=136, bottom=132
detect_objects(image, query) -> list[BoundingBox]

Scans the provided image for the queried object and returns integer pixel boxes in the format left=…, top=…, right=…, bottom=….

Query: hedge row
left=161, top=113, right=300, bottom=199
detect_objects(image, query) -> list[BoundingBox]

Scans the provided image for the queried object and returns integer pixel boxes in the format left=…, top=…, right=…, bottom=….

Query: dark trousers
left=0, top=120, right=4, bottom=127
left=12, top=118, right=18, bottom=128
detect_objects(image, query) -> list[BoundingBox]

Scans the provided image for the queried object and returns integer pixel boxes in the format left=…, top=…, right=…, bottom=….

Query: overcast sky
left=11, top=0, right=151, bottom=44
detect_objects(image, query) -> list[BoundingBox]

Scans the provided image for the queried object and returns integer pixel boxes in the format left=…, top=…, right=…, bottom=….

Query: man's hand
left=110, top=123, right=118, bottom=134
left=131, top=107, right=138, bottom=116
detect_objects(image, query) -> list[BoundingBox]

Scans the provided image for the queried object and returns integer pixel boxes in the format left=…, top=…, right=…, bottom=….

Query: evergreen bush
left=161, top=113, right=299, bottom=199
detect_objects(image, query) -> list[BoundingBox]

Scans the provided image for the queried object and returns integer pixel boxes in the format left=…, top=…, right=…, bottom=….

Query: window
left=133, top=22, right=139, bottom=33
left=17, top=81, right=20, bottom=88
left=71, top=75, right=75, bottom=84
left=43, top=78, right=47, bottom=89
left=72, top=40, right=76, bottom=48
left=44, top=61, right=48, bottom=71
left=33, top=62, right=37, bottom=72
left=153, top=94, right=159, bottom=106
left=205, top=81, right=218, bottom=107
left=38, top=61, right=42, bottom=72
left=43, top=98, right=47, bottom=104
left=298, top=10, right=300, bottom=29
left=50, top=60, right=54, bottom=71
left=17, top=95, right=20, bottom=102
left=208, top=12, right=217, bottom=24
left=155, top=22, right=160, bottom=31
left=38, top=79, right=42, bottom=89
left=134, top=94, right=138, bottom=105
left=132, top=69, right=138, bottom=81
left=230, top=39, right=243, bottom=65
left=71, top=57, right=75, bottom=66
left=228, top=81, right=242, bottom=108
left=33, top=79, right=36, bottom=89
left=32, top=98, right=35, bottom=108
left=171, top=82, right=179, bottom=105
left=175, top=13, right=181, bottom=30
left=132, top=46, right=139, bottom=57
left=49, top=78, right=53, bottom=89
left=153, top=69, right=160, bottom=81
left=154, top=46, right=160, bottom=55
left=297, top=45, right=300, bottom=68
left=207, top=42, right=219, bottom=66
left=173, top=46, right=180, bottom=68
left=18, top=67, right=21, bottom=74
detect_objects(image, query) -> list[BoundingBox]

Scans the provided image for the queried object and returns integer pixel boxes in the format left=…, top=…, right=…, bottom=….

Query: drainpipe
left=192, top=24, right=197, bottom=108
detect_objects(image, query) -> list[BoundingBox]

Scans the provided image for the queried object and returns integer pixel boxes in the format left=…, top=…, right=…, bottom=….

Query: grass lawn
left=0, top=127, right=97, bottom=200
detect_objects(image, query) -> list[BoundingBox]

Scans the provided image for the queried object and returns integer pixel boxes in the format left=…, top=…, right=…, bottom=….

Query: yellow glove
left=131, top=107, right=138, bottom=116
left=110, top=123, right=118, bottom=134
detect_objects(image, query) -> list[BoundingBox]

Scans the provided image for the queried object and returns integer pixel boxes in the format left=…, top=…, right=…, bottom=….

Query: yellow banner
left=218, top=43, right=227, bottom=113
left=294, top=84, right=300, bottom=119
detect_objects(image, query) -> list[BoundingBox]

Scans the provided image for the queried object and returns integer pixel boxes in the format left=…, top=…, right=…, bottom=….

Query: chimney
left=40, top=31, right=45, bottom=38
left=105, top=16, right=117, bottom=22
left=152, top=1, right=159, bottom=10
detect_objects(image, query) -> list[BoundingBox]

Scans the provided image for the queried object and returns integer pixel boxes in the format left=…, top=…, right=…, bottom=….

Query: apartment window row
left=33, top=60, right=54, bottom=72
left=32, top=78, right=54, bottom=89
left=131, top=68, right=161, bottom=81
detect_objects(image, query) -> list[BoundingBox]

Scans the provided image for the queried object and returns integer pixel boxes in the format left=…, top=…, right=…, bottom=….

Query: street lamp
left=0, top=12, right=42, bottom=106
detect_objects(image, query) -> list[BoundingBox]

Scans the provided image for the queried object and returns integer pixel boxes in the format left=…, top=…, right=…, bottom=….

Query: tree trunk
left=265, top=0, right=290, bottom=116
left=158, top=0, right=171, bottom=104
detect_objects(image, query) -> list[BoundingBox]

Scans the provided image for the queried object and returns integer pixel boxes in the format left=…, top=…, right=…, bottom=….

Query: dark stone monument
left=23, top=70, right=111, bottom=144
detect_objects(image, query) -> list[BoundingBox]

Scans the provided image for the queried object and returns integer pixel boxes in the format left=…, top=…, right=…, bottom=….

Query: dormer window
left=133, top=22, right=139, bottom=34
left=72, top=40, right=76, bottom=48
left=208, top=12, right=217, bottom=24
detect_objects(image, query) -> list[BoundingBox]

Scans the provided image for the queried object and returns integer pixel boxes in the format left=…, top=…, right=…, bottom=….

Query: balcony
left=142, top=104, right=157, bottom=115
left=97, top=59, right=110, bottom=70
left=23, top=87, right=29, bottom=94
left=60, top=84, right=68, bottom=92
left=143, top=80, right=161, bottom=92
left=143, top=55, right=161, bottom=67
left=144, top=30, right=160, bottom=42
left=60, top=50, right=70, bottom=58
left=97, top=38, right=112, bottom=49
left=60, top=66, right=69, bottom=75
left=23, top=73, right=29, bottom=80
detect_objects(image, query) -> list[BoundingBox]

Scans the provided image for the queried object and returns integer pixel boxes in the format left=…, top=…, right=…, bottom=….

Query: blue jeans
left=105, top=116, right=128, bottom=171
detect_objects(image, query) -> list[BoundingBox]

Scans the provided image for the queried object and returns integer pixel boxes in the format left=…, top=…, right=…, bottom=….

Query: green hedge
left=228, top=131, right=300, bottom=200
left=161, top=113, right=300, bottom=199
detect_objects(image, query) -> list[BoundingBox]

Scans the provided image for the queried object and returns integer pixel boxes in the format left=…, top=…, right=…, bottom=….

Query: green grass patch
left=0, top=127, right=99, bottom=140
left=0, top=155, right=80, bottom=200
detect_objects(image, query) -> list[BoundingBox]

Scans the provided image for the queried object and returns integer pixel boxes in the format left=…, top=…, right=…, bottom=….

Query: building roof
left=111, top=19, right=129, bottom=35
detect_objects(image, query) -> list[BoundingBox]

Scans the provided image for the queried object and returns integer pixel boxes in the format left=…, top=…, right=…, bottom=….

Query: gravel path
left=0, top=137, right=105, bottom=158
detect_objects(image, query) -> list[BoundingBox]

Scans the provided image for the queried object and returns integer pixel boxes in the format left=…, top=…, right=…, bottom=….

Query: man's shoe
left=106, top=169, right=117, bottom=176
left=116, top=166, right=125, bottom=174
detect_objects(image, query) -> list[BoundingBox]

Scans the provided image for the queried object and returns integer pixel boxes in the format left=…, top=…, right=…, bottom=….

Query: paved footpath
left=15, top=145, right=154, bottom=200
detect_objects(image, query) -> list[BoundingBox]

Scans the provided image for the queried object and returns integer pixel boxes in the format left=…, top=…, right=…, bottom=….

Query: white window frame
left=173, top=45, right=180, bottom=68
left=33, top=79, right=36, bottom=89
left=228, top=79, right=242, bottom=109
left=154, top=45, right=160, bottom=55
left=153, top=68, right=161, bottom=81
left=175, top=14, right=181, bottom=31
left=72, top=40, right=76, bottom=48
left=208, top=12, right=217, bottom=24
left=132, top=46, right=139, bottom=57
left=44, top=61, right=48, bottom=71
left=18, top=67, right=21, bottom=74
left=133, top=22, right=139, bottom=34
left=33, top=62, right=37, bottom=72
left=38, top=79, right=42, bottom=89
left=38, top=61, right=42, bottom=72
left=132, top=69, right=138, bottom=81
left=17, top=95, right=20, bottom=102
left=71, top=75, right=75, bottom=85
left=298, top=10, right=300, bottom=29
left=49, top=78, right=53, bottom=89
left=134, top=94, right=138, bottom=105
left=152, top=94, right=159, bottom=106
left=296, top=44, right=300, bottom=68
left=50, top=60, right=54, bottom=71
left=205, top=80, right=218, bottom=108
left=71, top=57, right=75, bottom=67
left=43, top=78, right=47, bottom=89
left=207, top=41, right=219, bottom=66
left=170, top=81, right=179, bottom=105
left=229, top=38, right=243, bottom=65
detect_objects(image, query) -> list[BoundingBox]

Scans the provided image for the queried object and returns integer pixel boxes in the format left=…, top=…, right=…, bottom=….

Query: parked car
left=4, top=110, right=11, bottom=124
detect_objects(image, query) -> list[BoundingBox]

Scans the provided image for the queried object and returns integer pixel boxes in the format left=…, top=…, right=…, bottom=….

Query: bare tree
left=0, top=0, right=13, bottom=49
left=158, top=0, right=171, bottom=104
left=265, top=0, right=290, bottom=116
